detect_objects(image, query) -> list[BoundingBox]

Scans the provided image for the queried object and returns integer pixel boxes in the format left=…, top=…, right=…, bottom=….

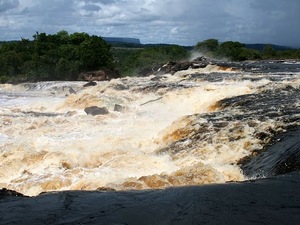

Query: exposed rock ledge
left=1, top=172, right=299, bottom=225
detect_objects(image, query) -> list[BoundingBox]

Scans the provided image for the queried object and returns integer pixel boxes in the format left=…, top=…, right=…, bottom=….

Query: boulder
left=0, top=188, right=27, bottom=198
left=69, top=87, right=77, bottom=94
left=114, top=104, right=126, bottom=112
left=138, top=57, right=212, bottom=76
left=79, top=68, right=121, bottom=81
left=84, top=106, right=109, bottom=116
left=83, top=81, right=97, bottom=87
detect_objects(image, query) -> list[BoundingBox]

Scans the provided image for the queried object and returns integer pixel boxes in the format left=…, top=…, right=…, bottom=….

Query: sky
left=0, top=0, right=299, bottom=47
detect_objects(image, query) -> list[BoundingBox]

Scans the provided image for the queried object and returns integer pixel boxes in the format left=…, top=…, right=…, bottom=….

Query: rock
left=69, top=87, right=77, bottom=94
left=84, top=106, right=109, bottom=116
left=79, top=68, right=121, bottom=81
left=96, top=187, right=116, bottom=192
left=242, top=126, right=300, bottom=178
left=83, top=81, right=97, bottom=87
left=0, top=188, right=27, bottom=198
left=110, top=83, right=129, bottom=90
left=138, top=57, right=212, bottom=76
left=0, top=173, right=300, bottom=224
left=150, top=76, right=163, bottom=81
left=65, top=111, right=77, bottom=117
left=191, top=56, right=211, bottom=68
left=114, top=104, right=126, bottom=112
left=138, top=66, right=160, bottom=77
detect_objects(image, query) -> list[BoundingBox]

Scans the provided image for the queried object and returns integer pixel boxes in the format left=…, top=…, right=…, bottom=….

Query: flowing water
left=1, top=61, right=300, bottom=196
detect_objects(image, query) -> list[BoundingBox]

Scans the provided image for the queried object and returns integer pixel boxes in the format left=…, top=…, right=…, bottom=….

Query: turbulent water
left=1, top=61, right=300, bottom=196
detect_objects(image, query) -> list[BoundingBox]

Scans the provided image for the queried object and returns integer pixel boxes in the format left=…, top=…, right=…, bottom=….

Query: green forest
left=0, top=31, right=114, bottom=83
left=194, top=39, right=300, bottom=61
left=1, top=31, right=300, bottom=83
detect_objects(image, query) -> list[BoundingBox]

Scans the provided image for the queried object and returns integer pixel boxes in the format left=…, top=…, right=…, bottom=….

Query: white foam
left=1, top=72, right=299, bottom=196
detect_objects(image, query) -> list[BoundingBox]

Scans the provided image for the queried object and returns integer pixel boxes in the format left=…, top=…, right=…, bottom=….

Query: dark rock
left=23, top=111, right=62, bottom=117
left=96, top=187, right=116, bottom=192
left=69, top=87, right=77, bottom=94
left=150, top=76, right=163, bottom=81
left=138, top=66, right=160, bottom=77
left=110, top=83, right=129, bottom=90
left=139, top=57, right=212, bottom=76
left=79, top=68, right=120, bottom=81
left=0, top=173, right=300, bottom=224
left=242, top=126, right=300, bottom=178
left=65, top=111, right=77, bottom=117
left=83, top=81, right=97, bottom=87
left=114, top=104, right=126, bottom=112
left=191, top=56, right=211, bottom=68
left=0, top=188, right=27, bottom=198
left=84, top=106, right=109, bottom=116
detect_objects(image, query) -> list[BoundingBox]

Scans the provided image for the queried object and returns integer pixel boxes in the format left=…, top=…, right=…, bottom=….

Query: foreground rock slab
left=1, top=172, right=300, bottom=225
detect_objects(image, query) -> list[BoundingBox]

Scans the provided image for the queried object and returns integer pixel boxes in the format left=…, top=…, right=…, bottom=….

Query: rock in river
left=84, top=106, right=109, bottom=116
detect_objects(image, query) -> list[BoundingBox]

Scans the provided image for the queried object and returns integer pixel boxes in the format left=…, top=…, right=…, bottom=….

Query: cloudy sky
left=0, top=0, right=299, bottom=47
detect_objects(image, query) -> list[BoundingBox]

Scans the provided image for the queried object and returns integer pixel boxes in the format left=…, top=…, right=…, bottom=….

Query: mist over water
left=1, top=62, right=300, bottom=196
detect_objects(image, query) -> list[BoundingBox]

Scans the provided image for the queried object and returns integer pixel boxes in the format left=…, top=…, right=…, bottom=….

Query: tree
left=0, top=31, right=115, bottom=82
left=217, top=41, right=245, bottom=61
left=195, top=39, right=219, bottom=53
left=238, top=48, right=262, bottom=61
left=78, top=35, right=114, bottom=71
left=262, top=45, right=277, bottom=59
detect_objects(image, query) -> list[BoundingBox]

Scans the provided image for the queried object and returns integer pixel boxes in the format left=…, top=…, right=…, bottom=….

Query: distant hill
left=102, top=37, right=141, bottom=45
left=245, top=44, right=295, bottom=51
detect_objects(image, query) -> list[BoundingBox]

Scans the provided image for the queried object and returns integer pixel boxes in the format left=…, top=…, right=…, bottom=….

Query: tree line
left=1, top=32, right=300, bottom=83
left=194, top=39, right=300, bottom=61
left=0, top=31, right=113, bottom=83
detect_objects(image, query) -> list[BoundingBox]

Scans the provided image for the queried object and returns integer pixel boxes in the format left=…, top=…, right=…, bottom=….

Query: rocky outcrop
left=84, top=106, right=109, bottom=116
left=241, top=126, right=300, bottom=178
left=138, top=57, right=211, bottom=76
left=114, top=104, right=126, bottom=112
left=83, top=81, right=97, bottom=87
left=79, top=69, right=120, bottom=81
left=0, top=188, right=27, bottom=198
left=68, top=87, right=77, bottom=94
left=0, top=173, right=300, bottom=224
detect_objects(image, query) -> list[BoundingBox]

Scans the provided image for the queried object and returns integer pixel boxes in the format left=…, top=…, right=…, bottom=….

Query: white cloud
left=0, top=0, right=299, bottom=47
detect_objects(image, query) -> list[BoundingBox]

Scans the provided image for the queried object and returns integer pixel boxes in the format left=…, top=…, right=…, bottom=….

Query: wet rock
left=83, top=81, right=97, bottom=87
left=65, top=111, right=77, bottom=117
left=137, top=57, right=211, bottom=76
left=0, top=188, right=27, bottom=198
left=138, top=66, right=160, bottom=76
left=0, top=173, right=300, bottom=224
left=84, top=106, right=109, bottom=116
left=150, top=76, right=165, bottom=81
left=242, top=126, right=300, bottom=178
left=23, top=111, right=62, bottom=117
left=110, top=83, right=129, bottom=90
left=69, top=87, right=77, bottom=94
left=96, top=187, right=116, bottom=192
left=114, top=104, right=126, bottom=112
left=79, top=68, right=120, bottom=81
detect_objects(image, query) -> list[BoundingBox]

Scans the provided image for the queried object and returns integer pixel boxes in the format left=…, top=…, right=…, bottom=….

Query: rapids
left=1, top=62, right=300, bottom=196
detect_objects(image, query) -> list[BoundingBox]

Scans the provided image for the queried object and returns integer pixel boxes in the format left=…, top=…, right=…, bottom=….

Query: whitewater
left=1, top=61, right=300, bottom=196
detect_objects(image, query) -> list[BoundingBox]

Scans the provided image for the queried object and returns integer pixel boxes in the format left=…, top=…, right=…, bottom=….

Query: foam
left=1, top=70, right=299, bottom=196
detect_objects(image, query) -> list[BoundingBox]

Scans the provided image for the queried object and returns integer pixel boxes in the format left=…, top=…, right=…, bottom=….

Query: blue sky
left=0, top=0, right=299, bottom=47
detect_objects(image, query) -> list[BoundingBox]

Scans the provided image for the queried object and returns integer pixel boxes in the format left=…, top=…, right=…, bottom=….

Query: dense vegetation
left=112, top=44, right=189, bottom=76
left=194, top=39, right=300, bottom=61
left=1, top=32, right=300, bottom=83
left=0, top=31, right=113, bottom=83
